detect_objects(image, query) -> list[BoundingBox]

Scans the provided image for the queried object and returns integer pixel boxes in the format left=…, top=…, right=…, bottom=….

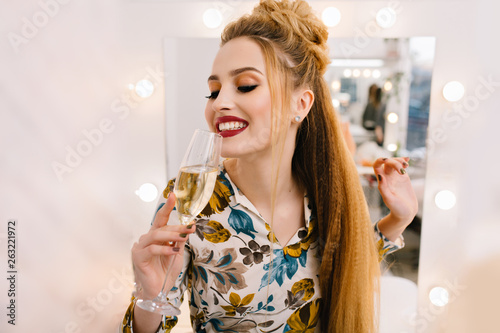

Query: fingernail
left=400, top=168, right=406, bottom=175
left=377, top=174, right=382, bottom=181
left=403, top=162, right=409, bottom=167
left=173, top=247, right=180, bottom=252
left=179, top=233, right=187, bottom=238
left=382, top=158, right=387, bottom=161
left=187, top=224, right=194, bottom=229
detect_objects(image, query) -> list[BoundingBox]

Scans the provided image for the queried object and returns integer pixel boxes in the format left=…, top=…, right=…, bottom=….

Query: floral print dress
left=121, top=168, right=402, bottom=333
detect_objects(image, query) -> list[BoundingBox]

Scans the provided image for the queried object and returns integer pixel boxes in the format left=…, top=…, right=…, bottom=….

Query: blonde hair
left=222, top=1, right=380, bottom=332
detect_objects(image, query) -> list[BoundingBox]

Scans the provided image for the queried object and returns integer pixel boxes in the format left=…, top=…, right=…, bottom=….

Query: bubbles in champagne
left=174, top=166, right=218, bottom=224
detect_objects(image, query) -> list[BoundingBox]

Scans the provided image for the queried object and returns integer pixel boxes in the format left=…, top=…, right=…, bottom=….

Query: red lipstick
left=215, top=116, right=248, bottom=138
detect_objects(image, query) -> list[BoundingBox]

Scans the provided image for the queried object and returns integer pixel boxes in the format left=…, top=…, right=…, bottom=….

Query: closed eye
left=238, top=85, right=258, bottom=93
left=205, top=91, right=220, bottom=99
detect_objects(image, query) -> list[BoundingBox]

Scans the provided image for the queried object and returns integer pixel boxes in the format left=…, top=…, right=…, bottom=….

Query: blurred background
left=1, top=0, right=499, bottom=332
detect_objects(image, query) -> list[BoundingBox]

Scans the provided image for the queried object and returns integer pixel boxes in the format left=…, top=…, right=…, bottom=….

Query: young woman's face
left=205, top=37, right=273, bottom=159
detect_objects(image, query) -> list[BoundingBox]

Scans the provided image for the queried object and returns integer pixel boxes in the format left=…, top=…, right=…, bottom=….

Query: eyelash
left=205, top=85, right=258, bottom=99
left=205, top=91, right=219, bottom=100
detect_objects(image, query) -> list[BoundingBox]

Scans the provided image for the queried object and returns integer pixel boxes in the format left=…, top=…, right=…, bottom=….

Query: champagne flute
left=136, top=129, right=222, bottom=315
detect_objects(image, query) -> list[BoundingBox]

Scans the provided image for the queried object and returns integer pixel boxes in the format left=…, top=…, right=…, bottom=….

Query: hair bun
left=255, top=0, right=330, bottom=74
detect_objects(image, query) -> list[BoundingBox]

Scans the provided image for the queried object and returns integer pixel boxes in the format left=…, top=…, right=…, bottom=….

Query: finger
left=394, top=157, right=410, bottom=168
left=372, top=157, right=388, bottom=175
left=143, top=243, right=183, bottom=257
left=376, top=173, right=387, bottom=194
left=151, top=192, right=177, bottom=230
left=373, top=157, right=407, bottom=176
left=140, top=226, right=196, bottom=248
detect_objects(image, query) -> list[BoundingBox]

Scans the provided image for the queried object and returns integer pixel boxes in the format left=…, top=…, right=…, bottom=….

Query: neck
left=224, top=132, right=301, bottom=212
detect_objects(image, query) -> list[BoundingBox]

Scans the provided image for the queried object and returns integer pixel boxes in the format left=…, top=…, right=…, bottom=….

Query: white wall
left=0, top=0, right=499, bottom=332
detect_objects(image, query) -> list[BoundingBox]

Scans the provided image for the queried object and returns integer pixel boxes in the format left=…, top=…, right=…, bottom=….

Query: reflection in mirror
left=163, top=36, right=435, bottom=284
left=325, top=37, right=436, bottom=284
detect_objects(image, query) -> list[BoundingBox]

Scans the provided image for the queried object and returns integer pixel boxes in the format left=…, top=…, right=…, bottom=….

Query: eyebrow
left=207, top=67, right=264, bottom=82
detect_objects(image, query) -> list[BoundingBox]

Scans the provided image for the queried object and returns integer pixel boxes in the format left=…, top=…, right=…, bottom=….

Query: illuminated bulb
left=372, top=69, right=381, bottom=78
left=331, top=80, right=341, bottom=91
left=135, top=79, right=154, bottom=98
left=429, top=287, right=449, bottom=307
left=435, top=190, right=456, bottom=210
left=128, top=83, right=135, bottom=90
left=135, top=183, right=159, bottom=203
left=387, top=112, right=399, bottom=124
left=353, top=69, right=361, bottom=78
left=332, top=98, right=340, bottom=108
left=376, top=7, right=397, bottom=29
left=322, top=7, right=341, bottom=27
left=387, top=143, right=397, bottom=152
left=384, top=81, right=393, bottom=91
left=363, top=69, right=372, bottom=78
left=443, top=81, right=465, bottom=102
left=343, top=69, right=352, bottom=78
left=203, top=8, right=223, bottom=29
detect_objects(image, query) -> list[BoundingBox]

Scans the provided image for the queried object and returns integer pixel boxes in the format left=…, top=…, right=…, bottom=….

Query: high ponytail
left=222, top=1, right=380, bottom=332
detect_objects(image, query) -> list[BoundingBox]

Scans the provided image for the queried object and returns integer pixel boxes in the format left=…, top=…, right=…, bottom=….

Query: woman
left=122, top=1, right=417, bottom=332
left=362, top=84, right=386, bottom=146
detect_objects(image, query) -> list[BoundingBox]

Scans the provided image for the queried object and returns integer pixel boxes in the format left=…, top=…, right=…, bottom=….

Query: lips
left=215, top=116, right=248, bottom=138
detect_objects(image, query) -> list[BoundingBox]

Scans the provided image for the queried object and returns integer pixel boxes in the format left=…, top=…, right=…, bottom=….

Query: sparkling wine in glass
left=136, top=129, right=222, bottom=315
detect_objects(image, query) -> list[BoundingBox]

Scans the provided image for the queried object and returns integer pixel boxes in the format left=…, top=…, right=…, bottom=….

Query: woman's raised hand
left=373, top=157, right=418, bottom=224
left=131, top=193, right=196, bottom=300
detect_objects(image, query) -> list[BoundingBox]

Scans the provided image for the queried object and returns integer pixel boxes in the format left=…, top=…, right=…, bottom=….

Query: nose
left=211, top=87, right=234, bottom=112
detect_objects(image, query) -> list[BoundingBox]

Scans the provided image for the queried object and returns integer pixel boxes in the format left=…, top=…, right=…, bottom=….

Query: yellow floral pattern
left=283, top=219, right=317, bottom=258
left=221, top=292, right=255, bottom=316
left=199, top=174, right=232, bottom=217
left=284, top=298, right=322, bottom=332
left=202, top=220, right=231, bottom=243
left=291, top=278, right=314, bottom=302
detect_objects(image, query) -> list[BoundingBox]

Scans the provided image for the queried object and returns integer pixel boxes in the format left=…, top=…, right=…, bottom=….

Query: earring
left=294, top=116, right=301, bottom=122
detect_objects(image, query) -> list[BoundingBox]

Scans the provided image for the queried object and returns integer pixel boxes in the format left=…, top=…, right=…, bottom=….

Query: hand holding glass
left=136, top=129, right=222, bottom=315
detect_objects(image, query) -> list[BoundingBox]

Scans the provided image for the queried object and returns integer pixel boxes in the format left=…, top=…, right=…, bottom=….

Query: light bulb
left=372, top=69, right=381, bottom=78
left=387, top=143, right=398, bottom=152
left=203, top=8, right=223, bottom=29
left=376, top=7, right=397, bottom=29
left=331, top=80, right=341, bottom=91
left=343, top=69, right=352, bottom=78
left=135, top=79, right=154, bottom=98
left=387, top=112, right=399, bottom=124
left=322, top=7, right=341, bottom=27
left=443, top=81, right=465, bottom=102
left=435, top=190, right=456, bottom=210
left=135, top=183, right=158, bottom=202
left=353, top=69, right=361, bottom=78
left=429, top=287, right=449, bottom=307
left=384, top=81, right=393, bottom=91
left=363, top=69, right=372, bottom=78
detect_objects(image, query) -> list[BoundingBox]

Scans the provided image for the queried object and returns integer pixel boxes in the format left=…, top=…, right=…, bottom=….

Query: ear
left=292, top=88, right=314, bottom=122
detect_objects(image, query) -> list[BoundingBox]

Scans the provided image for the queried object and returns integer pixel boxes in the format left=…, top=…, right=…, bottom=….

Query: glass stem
left=155, top=241, right=178, bottom=301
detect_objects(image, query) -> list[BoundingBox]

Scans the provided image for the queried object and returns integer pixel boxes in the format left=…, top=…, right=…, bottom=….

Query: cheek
left=248, top=93, right=272, bottom=125
left=205, top=103, right=214, bottom=130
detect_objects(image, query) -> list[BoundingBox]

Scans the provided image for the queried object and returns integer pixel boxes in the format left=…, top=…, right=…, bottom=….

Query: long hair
left=221, top=1, right=380, bottom=332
